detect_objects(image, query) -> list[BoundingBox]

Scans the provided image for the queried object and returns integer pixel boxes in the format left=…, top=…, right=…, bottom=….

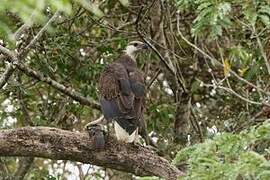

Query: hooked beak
left=141, top=43, right=149, bottom=50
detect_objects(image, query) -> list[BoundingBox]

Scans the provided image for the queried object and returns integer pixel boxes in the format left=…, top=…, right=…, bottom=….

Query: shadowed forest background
left=0, top=0, right=270, bottom=179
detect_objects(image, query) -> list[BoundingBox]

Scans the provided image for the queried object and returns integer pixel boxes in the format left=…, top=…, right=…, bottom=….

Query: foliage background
left=0, top=0, right=269, bottom=179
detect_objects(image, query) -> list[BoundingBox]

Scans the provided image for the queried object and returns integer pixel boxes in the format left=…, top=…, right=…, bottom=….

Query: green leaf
left=173, top=122, right=270, bottom=179
left=258, top=6, right=270, bottom=16
left=51, top=0, right=72, bottom=14
left=118, top=0, right=129, bottom=7
left=218, top=2, right=231, bottom=17
left=197, top=2, right=212, bottom=11
left=76, top=0, right=104, bottom=18
left=259, top=14, right=270, bottom=27
left=244, top=8, right=257, bottom=26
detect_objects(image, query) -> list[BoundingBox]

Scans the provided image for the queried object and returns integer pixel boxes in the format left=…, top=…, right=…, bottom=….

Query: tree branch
left=0, top=63, right=14, bottom=89
left=0, top=127, right=184, bottom=179
left=0, top=11, right=60, bottom=89
left=15, top=61, right=101, bottom=110
left=135, top=6, right=187, bottom=94
left=0, top=44, right=100, bottom=110
left=22, top=11, right=60, bottom=55
left=201, top=80, right=269, bottom=106
left=175, top=12, right=270, bottom=97
left=0, top=45, right=19, bottom=88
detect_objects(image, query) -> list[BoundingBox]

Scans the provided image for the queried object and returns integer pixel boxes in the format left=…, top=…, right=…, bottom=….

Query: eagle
left=86, top=41, right=149, bottom=144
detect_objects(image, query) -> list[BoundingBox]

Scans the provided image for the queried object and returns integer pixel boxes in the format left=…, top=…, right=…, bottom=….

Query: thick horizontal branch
left=0, top=127, right=183, bottom=179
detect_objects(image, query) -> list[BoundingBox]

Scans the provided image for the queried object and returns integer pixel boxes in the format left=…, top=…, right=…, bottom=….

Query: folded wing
left=98, top=62, right=137, bottom=134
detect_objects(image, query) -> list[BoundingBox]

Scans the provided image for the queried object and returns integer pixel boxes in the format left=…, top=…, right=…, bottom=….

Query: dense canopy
left=0, top=0, right=270, bottom=179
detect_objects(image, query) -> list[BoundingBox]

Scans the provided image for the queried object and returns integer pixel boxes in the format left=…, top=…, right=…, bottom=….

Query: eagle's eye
left=133, top=43, right=138, bottom=47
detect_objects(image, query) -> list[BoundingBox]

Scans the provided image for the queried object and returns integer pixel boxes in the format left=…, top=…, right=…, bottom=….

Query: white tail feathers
left=114, top=121, right=139, bottom=143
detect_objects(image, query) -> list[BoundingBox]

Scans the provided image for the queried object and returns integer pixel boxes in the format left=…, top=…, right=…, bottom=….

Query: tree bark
left=0, top=127, right=184, bottom=179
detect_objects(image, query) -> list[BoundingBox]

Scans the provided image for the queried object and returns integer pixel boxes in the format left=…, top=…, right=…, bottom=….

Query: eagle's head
left=124, top=41, right=148, bottom=59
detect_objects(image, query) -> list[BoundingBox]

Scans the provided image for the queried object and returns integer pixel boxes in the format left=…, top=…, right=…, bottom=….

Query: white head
left=124, top=41, right=148, bottom=60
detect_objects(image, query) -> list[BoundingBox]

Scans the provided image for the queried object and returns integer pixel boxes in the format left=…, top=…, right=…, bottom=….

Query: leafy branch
left=0, top=44, right=100, bottom=110
left=173, top=122, right=270, bottom=179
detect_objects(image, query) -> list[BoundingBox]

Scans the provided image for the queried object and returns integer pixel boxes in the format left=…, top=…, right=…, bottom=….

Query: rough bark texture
left=0, top=127, right=183, bottom=179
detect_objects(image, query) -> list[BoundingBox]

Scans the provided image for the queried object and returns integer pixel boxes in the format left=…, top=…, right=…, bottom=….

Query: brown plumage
left=86, top=40, right=150, bottom=143
left=98, top=54, right=145, bottom=136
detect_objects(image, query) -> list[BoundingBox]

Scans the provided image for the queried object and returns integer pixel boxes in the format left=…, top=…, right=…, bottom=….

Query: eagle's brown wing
left=98, top=62, right=136, bottom=134
left=129, top=69, right=145, bottom=117
left=129, top=70, right=149, bottom=144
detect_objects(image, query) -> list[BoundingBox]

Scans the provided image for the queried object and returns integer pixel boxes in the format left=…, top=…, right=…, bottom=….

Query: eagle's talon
left=85, top=124, right=100, bottom=133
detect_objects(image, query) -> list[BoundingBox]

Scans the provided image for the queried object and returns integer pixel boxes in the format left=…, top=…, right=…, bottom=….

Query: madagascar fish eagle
left=86, top=41, right=149, bottom=144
